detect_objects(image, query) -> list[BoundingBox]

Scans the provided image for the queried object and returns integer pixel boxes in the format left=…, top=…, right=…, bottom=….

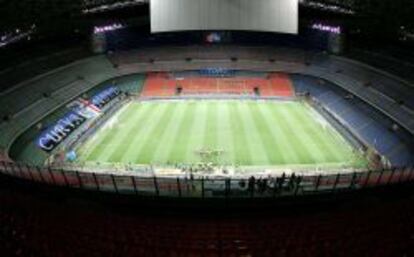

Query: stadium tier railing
left=0, top=161, right=412, bottom=199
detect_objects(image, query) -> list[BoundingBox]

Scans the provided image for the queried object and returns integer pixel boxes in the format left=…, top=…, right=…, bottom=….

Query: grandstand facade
left=0, top=46, right=412, bottom=198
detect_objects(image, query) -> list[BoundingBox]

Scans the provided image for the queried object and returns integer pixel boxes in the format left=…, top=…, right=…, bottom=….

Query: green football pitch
left=77, top=100, right=367, bottom=169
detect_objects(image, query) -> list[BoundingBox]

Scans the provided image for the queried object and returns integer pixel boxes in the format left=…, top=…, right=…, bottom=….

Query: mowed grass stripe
left=120, top=103, right=168, bottom=163
left=270, top=104, right=316, bottom=164
left=82, top=104, right=129, bottom=160
left=250, top=103, right=286, bottom=164
left=85, top=103, right=138, bottom=161
left=229, top=102, right=252, bottom=165
left=293, top=104, right=346, bottom=163
left=247, top=102, right=281, bottom=164
left=293, top=105, right=348, bottom=163
left=203, top=101, right=218, bottom=149
left=322, top=118, right=356, bottom=161
left=167, top=102, right=198, bottom=163
left=184, top=101, right=208, bottom=163
left=257, top=103, right=299, bottom=164
left=106, top=103, right=156, bottom=162
left=216, top=102, right=235, bottom=165
left=150, top=102, right=187, bottom=164
left=282, top=104, right=328, bottom=163
left=238, top=102, right=270, bottom=165
left=290, top=104, right=346, bottom=163
left=100, top=103, right=154, bottom=161
left=134, top=103, right=179, bottom=164
left=282, top=104, right=329, bottom=163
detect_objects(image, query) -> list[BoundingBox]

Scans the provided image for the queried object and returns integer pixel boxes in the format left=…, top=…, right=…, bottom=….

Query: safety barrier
left=0, top=161, right=412, bottom=198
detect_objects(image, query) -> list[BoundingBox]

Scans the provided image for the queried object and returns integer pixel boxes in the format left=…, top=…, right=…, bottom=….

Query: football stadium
left=0, top=0, right=413, bottom=256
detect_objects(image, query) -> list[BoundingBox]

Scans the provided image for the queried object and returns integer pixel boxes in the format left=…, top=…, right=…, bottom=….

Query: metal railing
left=1, top=161, right=413, bottom=199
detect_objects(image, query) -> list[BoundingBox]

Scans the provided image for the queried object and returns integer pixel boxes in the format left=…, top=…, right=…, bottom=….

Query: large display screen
left=150, top=0, right=298, bottom=34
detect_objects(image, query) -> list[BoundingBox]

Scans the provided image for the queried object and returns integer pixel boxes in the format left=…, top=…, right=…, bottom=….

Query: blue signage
left=36, top=86, right=121, bottom=153
left=199, top=68, right=235, bottom=77
left=37, top=111, right=87, bottom=152
left=90, top=86, right=121, bottom=109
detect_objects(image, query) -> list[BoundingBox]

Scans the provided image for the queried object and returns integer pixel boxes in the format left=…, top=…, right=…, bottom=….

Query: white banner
left=150, top=0, right=298, bottom=34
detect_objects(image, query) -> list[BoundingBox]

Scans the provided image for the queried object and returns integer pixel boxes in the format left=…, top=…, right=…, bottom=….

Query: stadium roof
left=0, top=0, right=412, bottom=38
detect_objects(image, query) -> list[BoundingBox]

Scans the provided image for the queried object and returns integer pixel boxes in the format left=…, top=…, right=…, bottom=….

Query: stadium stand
left=311, top=54, right=414, bottom=109
left=0, top=46, right=414, bottom=167
left=0, top=56, right=116, bottom=116
left=109, top=46, right=414, bottom=135
left=141, top=72, right=177, bottom=97
left=141, top=72, right=294, bottom=97
left=112, top=74, right=146, bottom=93
left=0, top=172, right=413, bottom=257
left=0, top=47, right=90, bottom=93
left=292, top=75, right=414, bottom=167
left=347, top=48, right=414, bottom=83
left=0, top=56, right=118, bottom=154
left=8, top=74, right=146, bottom=165
left=265, top=73, right=295, bottom=97
left=108, top=46, right=306, bottom=65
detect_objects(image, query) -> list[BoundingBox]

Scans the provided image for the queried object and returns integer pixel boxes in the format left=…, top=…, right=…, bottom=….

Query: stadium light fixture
left=93, top=23, right=125, bottom=34
left=311, top=23, right=342, bottom=34
left=0, top=24, right=36, bottom=48
left=82, top=0, right=147, bottom=14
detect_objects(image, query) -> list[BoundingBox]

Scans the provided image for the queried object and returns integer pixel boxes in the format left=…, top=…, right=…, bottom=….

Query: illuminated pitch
left=77, top=100, right=367, bottom=169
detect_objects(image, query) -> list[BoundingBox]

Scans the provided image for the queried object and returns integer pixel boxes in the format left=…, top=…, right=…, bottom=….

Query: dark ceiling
left=0, top=0, right=413, bottom=38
